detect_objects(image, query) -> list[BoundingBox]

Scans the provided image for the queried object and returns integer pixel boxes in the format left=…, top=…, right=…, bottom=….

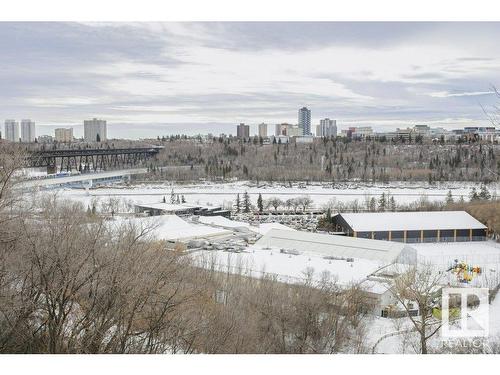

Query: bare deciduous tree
left=392, top=265, right=444, bottom=354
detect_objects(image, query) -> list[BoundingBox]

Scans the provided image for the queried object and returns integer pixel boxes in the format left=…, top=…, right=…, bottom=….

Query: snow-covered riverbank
left=54, top=179, right=499, bottom=211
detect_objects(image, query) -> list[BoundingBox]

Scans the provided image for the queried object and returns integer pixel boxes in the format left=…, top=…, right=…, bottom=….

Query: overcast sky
left=1, top=22, right=499, bottom=138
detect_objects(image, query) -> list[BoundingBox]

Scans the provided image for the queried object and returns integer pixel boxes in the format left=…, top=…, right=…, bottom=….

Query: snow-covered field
left=52, top=180, right=499, bottom=211
left=416, top=241, right=500, bottom=267
left=415, top=242, right=500, bottom=288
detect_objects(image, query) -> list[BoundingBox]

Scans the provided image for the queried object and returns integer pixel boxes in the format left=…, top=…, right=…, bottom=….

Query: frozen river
left=53, top=180, right=499, bottom=211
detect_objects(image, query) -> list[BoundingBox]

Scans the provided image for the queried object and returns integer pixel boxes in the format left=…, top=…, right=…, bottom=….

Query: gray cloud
left=1, top=22, right=499, bottom=138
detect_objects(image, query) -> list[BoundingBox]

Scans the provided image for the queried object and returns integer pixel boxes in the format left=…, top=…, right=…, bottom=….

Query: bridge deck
left=21, top=168, right=148, bottom=188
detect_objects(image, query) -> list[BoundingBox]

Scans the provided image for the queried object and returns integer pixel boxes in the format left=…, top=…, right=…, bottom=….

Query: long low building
left=256, top=228, right=417, bottom=265
left=332, top=211, right=487, bottom=243
left=135, top=202, right=231, bottom=217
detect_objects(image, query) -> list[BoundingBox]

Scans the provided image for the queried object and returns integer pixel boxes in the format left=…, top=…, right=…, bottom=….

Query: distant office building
left=298, top=107, right=311, bottom=135
left=37, top=135, right=54, bottom=143
left=317, top=118, right=337, bottom=137
left=236, top=123, right=250, bottom=138
left=84, top=118, right=107, bottom=142
left=55, top=128, right=74, bottom=143
left=413, top=124, right=430, bottom=136
left=275, top=123, right=291, bottom=136
left=464, top=126, right=497, bottom=142
left=275, top=123, right=302, bottom=137
left=351, top=126, right=373, bottom=139
left=288, top=126, right=302, bottom=137
left=4, top=120, right=19, bottom=142
left=20, top=119, right=36, bottom=143
left=258, top=123, right=268, bottom=137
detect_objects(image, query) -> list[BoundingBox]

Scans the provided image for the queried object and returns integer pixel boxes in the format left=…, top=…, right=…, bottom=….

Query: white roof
left=195, top=248, right=383, bottom=286
left=198, top=215, right=250, bottom=228
left=360, top=279, right=392, bottom=295
left=339, top=211, right=486, bottom=232
left=255, top=228, right=415, bottom=264
left=111, top=215, right=230, bottom=241
left=198, top=217, right=295, bottom=235
left=248, top=222, right=296, bottom=235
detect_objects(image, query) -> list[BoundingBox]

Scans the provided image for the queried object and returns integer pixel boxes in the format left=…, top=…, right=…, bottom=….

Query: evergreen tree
left=234, top=193, right=241, bottom=213
left=469, top=187, right=479, bottom=201
left=389, top=196, right=397, bottom=212
left=326, top=207, right=332, bottom=222
left=243, top=192, right=251, bottom=213
left=369, top=197, right=377, bottom=212
left=257, top=193, right=264, bottom=213
left=445, top=190, right=454, bottom=205
left=378, top=193, right=386, bottom=211
left=479, top=185, right=491, bottom=200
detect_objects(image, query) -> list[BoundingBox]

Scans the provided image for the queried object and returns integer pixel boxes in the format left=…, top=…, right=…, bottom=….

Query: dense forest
left=147, top=137, right=500, bottom=184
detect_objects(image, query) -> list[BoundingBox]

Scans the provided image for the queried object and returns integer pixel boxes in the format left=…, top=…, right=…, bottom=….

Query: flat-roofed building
left=135, top=202, right=231, bottom=218
left=256, top=228, right=417, bottom=264
left=55, top=128, right=74, bottom=143
left=20, top=119, right=36, bottom=142
left=258, top=123, right=267, bottom=137
left=413, top=124, right=430, bottom=136
left=84, top=118, right=107, bottom=142
left=298, top=107, right=311, bottom=135
left=332, top=211, right=487, bottom=243
left=236, top=123, right=250, bottom=139
left=37, top=135, right=54, bottom=143
left=317, top=118, right=337, bottom=137
left=4, top=119, right=19, bottom=142
left=275, top=123, right=294, bottom=136
left=351, top=126, right=373, bottom=139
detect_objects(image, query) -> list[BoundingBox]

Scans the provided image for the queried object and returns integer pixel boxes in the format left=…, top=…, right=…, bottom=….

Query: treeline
left=148, top=137, right=500, bottom=183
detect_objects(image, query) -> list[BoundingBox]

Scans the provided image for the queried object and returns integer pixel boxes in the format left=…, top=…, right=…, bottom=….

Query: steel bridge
left=27, top=147, right=161, bottom=173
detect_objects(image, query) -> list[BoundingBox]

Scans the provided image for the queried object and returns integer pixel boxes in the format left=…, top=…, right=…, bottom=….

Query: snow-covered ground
left=414, top=242, right=500, bottom=288
left=369, top=293, right=500, bottom=354
left=52, top=180, right=500, bottom=212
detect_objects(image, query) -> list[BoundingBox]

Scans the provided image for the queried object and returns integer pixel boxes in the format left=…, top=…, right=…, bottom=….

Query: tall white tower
left=21, top=119, right=36, bottom=143
left=4, top=120, right=19, bottom=142
left=84, top=118, right=107, bottom=142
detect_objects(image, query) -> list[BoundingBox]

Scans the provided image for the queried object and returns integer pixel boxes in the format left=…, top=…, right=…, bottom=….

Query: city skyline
left=1, top=22, right=500, bottom=138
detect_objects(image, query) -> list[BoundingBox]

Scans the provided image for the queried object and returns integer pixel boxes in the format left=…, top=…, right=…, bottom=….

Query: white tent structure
left=255, top=229, right=417, bottom=264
